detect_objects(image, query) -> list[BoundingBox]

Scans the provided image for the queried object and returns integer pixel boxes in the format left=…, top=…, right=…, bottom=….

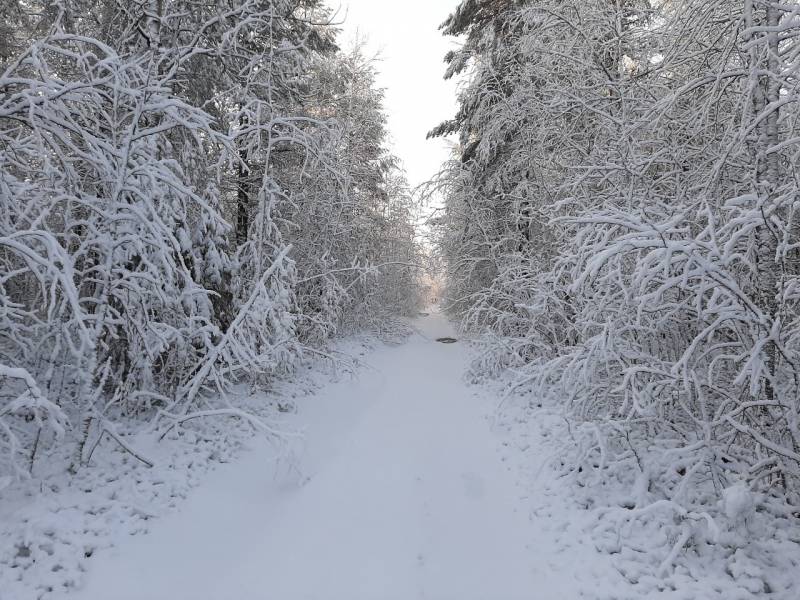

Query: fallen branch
left=85, top=420, right=154, bottom=468
left=156, top=408, right=298, bottom=442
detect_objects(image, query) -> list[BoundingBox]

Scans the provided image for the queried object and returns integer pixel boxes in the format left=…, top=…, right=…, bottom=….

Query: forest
left=2, top=0, right=800, bottom=598
left=434, top=0, right=800, bottom=524
left=0, top=0, right=420, bottom=483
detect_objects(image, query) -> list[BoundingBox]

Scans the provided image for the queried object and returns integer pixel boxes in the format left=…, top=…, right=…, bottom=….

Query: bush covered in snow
left=0, top=1, right=421, bottom=490
left=434, top=0, right=800, bottom=589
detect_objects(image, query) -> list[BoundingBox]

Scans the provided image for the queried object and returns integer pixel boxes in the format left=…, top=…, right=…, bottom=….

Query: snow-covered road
left=67, top=310, right=555, bottom=600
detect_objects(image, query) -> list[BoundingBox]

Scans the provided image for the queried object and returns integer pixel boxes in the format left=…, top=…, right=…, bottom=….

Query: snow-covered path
left=68, top=311, right=547, bottom=600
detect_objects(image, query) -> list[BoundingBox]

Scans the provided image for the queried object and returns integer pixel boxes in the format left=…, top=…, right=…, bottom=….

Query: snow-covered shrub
left=435, top=0, right=800, bottom=578
left=0, top=1, right=421, bottom=484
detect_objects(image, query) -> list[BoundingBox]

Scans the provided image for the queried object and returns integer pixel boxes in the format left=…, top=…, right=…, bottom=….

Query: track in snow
left=67, top=310, right=545, bottom=600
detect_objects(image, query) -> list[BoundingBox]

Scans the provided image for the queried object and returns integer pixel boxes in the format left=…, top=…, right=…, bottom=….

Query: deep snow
left=7, top=309, right=795, bottom=600
left=65, top=311, right=551, bottom=600
left=0, top=312, right=800, bottom=600
left=48, top=309, right=747, bottom=600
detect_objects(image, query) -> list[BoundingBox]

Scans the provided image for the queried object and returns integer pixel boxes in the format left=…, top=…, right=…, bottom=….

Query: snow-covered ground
left=491, top=391, right=800, bottom=600
left=59, top=310, right=558, bottom=600
left=3, top=309, right=798, bottom=599
left=0, top=334, right=371, bottom=600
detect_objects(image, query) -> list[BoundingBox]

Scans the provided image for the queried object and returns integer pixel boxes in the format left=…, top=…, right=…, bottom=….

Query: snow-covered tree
left=435, top=0, right=800, bottom=550
left=0, top=0, right=420, bottom=482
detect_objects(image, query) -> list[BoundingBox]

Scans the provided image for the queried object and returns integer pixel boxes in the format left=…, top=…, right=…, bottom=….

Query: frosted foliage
left=434, top=0, right=800, bottom=587
left=0, top=1, right=420, bottom=484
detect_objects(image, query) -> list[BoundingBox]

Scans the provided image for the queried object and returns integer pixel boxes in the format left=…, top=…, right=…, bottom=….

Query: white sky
left=336, top=1, right=462, bottom=190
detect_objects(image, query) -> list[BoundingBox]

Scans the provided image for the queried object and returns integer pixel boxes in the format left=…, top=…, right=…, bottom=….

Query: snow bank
left=488, top=373, right=800, bottom=600
left=0, top=339, right=369, bottom=600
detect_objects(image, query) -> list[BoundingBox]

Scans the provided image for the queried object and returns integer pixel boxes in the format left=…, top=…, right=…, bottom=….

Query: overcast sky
left=336, top=1, right=462, bottom=190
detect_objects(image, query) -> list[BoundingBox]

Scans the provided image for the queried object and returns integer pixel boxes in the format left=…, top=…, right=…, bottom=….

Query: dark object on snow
left=419, top=312, right=430, bottom=316
left=436, top=337, right=457, bottom=344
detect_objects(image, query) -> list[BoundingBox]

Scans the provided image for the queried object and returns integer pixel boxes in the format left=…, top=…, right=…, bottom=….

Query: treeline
left=434, top=1, right=800, bottom=509
left=0, top=0, right=420, bottom=480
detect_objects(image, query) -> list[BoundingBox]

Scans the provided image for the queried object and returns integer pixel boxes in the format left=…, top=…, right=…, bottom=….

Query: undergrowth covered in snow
left=1, top=0, right=422, bottom=507
left=433, top=1, right=800, bottom=597
left=485, top=363, right=800, bottom=600
left=0, top=335, right=383, bottom=600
